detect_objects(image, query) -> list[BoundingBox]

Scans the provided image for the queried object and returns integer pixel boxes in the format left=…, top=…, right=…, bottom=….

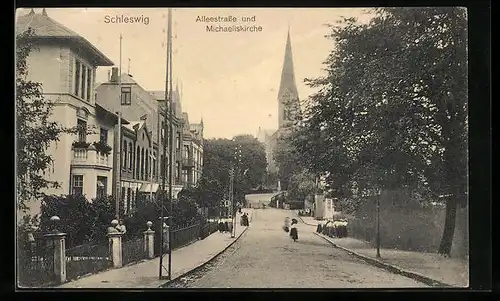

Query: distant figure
left=116, top=219, right=127, bottom=235
left=218, top=221, right=225, bottom=233
left=224, top=221, right=230, bottom=232
left=289, top=219, right=299, bottom=242
left=283, top=217, right=291, bottom=233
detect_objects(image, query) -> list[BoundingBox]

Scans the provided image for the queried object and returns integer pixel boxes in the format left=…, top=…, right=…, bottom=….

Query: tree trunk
left=438, top=197, right=457, bottom=256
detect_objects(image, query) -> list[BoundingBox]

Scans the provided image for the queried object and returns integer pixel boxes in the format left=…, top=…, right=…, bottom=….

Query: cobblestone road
left=167, top=207, right=428, bottom=288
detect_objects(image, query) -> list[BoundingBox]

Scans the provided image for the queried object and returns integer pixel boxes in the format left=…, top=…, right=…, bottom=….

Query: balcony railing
left=72, top=148, right=111, bottom=168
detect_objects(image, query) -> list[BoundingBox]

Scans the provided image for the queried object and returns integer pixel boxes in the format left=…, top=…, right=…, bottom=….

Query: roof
left=16, top=9, right=114, bottom=66
left=95, top=103, right=129, bottom=125
left=124, top=121, right=145, bottom=131
left=149, top=90, right=166, bottom=101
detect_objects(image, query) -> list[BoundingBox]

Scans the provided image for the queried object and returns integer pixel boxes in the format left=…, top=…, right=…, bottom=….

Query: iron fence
left=122, top=237, right=147, bottom=266
left=202, top=222, right=218, bottom=239
left=17, top=238, right=55, bottom=288
left=66, top=242, right=111, bottom=281
left=170, top=223, right=201, bottom=250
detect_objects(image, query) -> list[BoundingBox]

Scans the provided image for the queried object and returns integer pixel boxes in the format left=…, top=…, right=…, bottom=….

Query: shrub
left=92, top=141, right=112, bottom=155
left=39, top=194, right=115, bottom=248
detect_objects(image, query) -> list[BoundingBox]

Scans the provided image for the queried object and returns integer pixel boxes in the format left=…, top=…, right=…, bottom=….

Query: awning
left=139, top=183, right=160, bottom=193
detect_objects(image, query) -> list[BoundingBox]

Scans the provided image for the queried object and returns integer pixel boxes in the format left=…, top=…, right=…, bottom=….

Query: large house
left=16, top=9, right=128, bottom=216
left=16, top=9, right=204, bottom=218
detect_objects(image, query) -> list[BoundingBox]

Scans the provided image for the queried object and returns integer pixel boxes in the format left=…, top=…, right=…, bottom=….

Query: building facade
left=181, top=113, right=204, bottom=189
left=16, top=9, right=125, bottom=216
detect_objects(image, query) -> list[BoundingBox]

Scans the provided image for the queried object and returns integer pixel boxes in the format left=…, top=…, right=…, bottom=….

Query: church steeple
left=277, top=27, right=300, bottom=129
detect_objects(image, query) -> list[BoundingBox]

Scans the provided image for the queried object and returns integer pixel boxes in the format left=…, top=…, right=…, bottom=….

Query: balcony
left=72, top=147, right=112, bottom=170
left=182, top=157, right=194, bottom=169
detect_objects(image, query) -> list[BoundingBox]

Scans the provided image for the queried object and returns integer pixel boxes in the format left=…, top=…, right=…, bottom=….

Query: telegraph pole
left=159, top=8, right=172, bottom=280
left=167, top=6, right=174, bottom=281
left=115, top=33, right=123, bottom=219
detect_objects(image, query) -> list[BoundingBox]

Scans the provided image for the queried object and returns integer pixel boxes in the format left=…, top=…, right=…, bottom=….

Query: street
left=171, top=195, right=427, bottom=288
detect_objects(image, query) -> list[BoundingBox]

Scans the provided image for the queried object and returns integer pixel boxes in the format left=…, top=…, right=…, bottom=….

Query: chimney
left=110, top=67, right=119, bottom=82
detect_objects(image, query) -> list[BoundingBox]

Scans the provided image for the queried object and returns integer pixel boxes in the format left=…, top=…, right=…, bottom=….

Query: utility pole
left=159, top=8, right=172, bottom=280
left=115, top=33, right=123, bottom=219
left=167, top=6, right=174, bottom=281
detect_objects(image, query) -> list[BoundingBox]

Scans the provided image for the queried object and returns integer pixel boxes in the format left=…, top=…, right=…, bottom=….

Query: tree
left=195, top=135, right=267, bottom=212
left=287, top=169, right=316, bottom=204
left=293, top=8, right=467, bottom=256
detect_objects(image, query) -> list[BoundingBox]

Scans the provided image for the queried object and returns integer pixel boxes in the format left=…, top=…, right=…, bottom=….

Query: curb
left=159, top=212, right=252, bottom=287
left=297, top=215, right=318, bottom=226
left=313, top=232, right=453, bottom=288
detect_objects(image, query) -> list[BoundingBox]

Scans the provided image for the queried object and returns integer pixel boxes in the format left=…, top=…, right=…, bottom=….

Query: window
left=72, top=175, right=84, bottom=195
left=141, top=148, right=145, bottom=180
left=176, top=132, right=181, bottom=149
left=152, top=152, right=157, bottom=177
left=145, top=150, right=149, bottom=180
left=81, top=65, right=87, bottom=99
left=74, top=59, right=93, bottom=102
left=123, top=141, right=128, bottom=169
left=129, top=144, right=133, bottom=170
left=77, top=119, right=87, bottom=142
left=121, top=87, right=131, bottom=105
left=176, top=162, right=180, bottom=182
left=161, top=121, right=165, bottom=143
left=86, top=68, right=92, bottom=101
left=74, top=61, right=81, bottom=95
left=100, top=128, right=108, bottom=144
left=183, top=145, right=189, bottom=160
left=160, top=155, right=165, bottom=178
left=96, top=176, right=107, bottom=199
left=136, top=146, right=141, bottom=179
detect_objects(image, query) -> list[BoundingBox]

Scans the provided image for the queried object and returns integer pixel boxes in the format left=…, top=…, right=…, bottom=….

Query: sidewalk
left=298, top=214, right=468, bottom=287
left=58, top=209, right=253, bottom=288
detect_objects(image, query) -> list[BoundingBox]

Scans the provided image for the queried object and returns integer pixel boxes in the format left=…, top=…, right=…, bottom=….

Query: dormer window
left=121, top=87, right=131, bottom=105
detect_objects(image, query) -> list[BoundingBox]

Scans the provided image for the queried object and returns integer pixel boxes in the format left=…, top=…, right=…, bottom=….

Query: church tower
left=277, top=28, right=301, bottom=129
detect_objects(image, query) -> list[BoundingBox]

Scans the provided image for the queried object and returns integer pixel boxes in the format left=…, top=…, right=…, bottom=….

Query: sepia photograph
left=15, top=7, right=469, bottom=289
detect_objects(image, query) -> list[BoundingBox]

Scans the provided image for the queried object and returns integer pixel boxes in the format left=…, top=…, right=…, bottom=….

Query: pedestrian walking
left=290, top=219, right=299, bottom=242
left=283, top=217, right=291, bottom=233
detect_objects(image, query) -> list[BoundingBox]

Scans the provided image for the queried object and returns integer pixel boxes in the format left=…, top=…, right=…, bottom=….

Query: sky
left=17, top=8, right=374, bottom=139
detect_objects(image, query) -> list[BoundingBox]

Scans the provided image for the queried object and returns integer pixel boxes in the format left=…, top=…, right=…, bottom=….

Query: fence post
left=107, top=219, right=123, bottom=268
left=44, top=216, right=67, bottom=284
left=143, top=221, right=155, bottom=259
